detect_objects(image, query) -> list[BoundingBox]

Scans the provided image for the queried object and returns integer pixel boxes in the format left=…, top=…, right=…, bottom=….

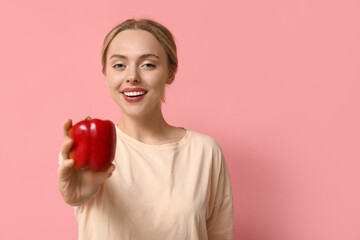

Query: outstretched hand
left=57, top=118, right=115, bottom=206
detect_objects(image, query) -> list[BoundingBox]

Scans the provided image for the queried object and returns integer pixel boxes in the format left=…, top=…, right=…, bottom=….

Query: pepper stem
left=86, top=116, right=92, bottom=120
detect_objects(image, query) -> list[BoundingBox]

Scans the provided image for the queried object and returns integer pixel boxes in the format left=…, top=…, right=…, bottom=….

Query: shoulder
left=187, top=128, right=223, bottom=155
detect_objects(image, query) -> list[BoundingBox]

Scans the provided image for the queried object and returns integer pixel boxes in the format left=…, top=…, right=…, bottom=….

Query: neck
left=117, top=105, right=172, bottom=144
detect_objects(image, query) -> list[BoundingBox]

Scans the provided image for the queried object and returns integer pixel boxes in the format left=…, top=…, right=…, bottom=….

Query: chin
left=121, top=108, right=148, bottom=118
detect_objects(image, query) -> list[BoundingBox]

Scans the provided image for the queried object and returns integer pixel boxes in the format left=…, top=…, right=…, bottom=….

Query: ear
left=166, top=78, right=174, bottom=85
left=166, top=71, right=175, bottom=85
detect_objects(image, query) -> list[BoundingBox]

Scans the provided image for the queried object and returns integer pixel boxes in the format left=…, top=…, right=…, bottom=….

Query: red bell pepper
left=68, top=117, right=116, bottom=172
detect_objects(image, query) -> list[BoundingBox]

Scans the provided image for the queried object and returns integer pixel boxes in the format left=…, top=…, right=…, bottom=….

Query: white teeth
left=123, top=91, right=146, bottom=97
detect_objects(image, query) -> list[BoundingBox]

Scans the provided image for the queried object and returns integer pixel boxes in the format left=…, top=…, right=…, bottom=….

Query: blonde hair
left=101, top=18, right=178, bottom=84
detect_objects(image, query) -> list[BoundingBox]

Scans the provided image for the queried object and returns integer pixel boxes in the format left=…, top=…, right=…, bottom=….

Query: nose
left=126, top=65, right=140, bottom=83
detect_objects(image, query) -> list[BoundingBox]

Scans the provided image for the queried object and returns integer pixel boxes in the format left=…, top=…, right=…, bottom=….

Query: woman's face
left=105, top=29, right=171, bottom=118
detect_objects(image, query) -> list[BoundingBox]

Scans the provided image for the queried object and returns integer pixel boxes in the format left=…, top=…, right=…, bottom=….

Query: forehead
left=107, top=29, right=166, bottom=58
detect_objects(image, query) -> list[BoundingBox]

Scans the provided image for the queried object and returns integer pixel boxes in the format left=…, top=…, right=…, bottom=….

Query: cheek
left=149, top=80, right=166, bottom=97
left=151, top=73, right=168, bottom=89
left=106, top=75, right=122, bottom=90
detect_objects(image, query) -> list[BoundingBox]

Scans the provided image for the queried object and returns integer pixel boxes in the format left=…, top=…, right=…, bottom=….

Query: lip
left=121, top=87, right=148, bottom=93
left=122, top=93, right=147, bottom=103
left=121, top=87, right=148, bottom=103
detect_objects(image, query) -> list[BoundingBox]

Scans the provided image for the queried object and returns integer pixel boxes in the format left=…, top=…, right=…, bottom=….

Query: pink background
left=0, top=0, right=359, bottom=239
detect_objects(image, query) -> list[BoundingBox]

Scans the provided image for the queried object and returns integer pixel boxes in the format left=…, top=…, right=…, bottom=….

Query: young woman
left=58, top=18, right=233, bottom=240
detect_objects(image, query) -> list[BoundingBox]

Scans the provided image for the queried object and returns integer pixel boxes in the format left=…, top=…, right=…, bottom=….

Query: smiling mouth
left=122, top=91, right=147, bottom=97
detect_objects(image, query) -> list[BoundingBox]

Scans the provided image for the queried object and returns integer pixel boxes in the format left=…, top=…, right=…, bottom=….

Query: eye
left=113, top=63, right=125, bottom=69
left=142, top=63, right=156, bottom=69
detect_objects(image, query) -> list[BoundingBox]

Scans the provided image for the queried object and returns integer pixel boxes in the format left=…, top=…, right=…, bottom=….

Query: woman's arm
left=206, top=149, right=234, bottom=239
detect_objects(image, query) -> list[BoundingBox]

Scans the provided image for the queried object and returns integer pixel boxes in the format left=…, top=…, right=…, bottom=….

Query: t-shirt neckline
left=115, top=125, right=192, bottom=150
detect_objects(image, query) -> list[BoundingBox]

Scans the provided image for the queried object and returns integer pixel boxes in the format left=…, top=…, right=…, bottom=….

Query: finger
left=95, top=164, right=116, bottom=184
left=63, top=118, right=73, bottom=138
left=61, top=138, right=74, bottom=160
left=58, top=158, right=75, bottom=181
left=106, top=164, right=116, bottom=175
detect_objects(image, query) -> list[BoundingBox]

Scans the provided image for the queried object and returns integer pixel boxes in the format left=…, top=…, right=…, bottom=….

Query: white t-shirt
left=60, top=126, right=233, bottom=240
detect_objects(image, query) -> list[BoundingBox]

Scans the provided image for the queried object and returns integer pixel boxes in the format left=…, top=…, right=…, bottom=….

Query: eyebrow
left=110, top=53, right=160, bottom=60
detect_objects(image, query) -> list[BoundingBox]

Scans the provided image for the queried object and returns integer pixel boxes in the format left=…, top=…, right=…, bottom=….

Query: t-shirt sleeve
left=206, top=147, right=234, bottom=239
